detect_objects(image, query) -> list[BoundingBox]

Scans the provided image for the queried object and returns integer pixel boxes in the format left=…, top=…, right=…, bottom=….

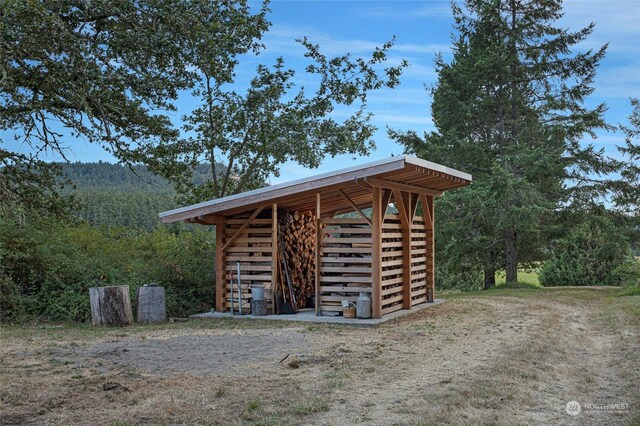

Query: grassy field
left=495, top=270, right=541, bottom=286
left=1, top=287, right=638, bottom=425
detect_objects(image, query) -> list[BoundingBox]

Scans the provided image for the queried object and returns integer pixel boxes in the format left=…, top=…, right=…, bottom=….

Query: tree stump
left=89, top=285, right=133, bottom=326
left=136, top=286, right=166, bottom=323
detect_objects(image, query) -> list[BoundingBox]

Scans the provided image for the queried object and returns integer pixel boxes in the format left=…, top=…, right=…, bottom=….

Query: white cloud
left=359, top=3, right=453, bottom=20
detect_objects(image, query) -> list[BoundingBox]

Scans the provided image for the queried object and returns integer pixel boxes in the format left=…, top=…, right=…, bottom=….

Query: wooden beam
left=271, top=203, right=278, bottom=314
left=222, top=205, right=265, bottom=252
left=338, top=189, right=372, bottom=226
left=363, top=177, right=443, bottom=197
left=381, top=188, right=392, bottom=217
left=419, top=194, right=433, bottom=231
left=215, top=221, right=226, bottom=312
left=410, top=193, right=419, bottom=224
left=315, top=193, right=321, bottom=316
left=372, top=186, right=382, bottom=318
left=392, top=190, right=410, bottom=227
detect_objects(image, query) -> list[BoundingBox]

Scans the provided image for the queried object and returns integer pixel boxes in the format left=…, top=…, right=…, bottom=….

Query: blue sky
left=12, top=0, right=640, bottom=184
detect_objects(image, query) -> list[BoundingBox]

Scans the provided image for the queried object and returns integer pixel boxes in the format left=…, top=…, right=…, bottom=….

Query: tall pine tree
left=391, top=0, right=615, bottom=285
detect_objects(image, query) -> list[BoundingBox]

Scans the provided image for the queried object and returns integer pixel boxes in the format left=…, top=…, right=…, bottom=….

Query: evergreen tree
left=614, top=98, right=640, bottom=214
left=391, top=0, right=616, bottom=284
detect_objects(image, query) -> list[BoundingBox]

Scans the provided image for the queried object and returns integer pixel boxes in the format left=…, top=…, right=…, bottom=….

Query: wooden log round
left=136, top=286, right=167, bottom=323
left=89, top=285, right=133, bottom=326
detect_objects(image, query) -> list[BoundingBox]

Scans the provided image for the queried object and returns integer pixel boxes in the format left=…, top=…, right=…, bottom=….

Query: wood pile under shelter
left=160, top=156, right=471, bottom=319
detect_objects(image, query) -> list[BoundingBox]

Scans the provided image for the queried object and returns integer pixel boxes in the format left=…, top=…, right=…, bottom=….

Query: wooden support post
left=271, top=203, right=278, bottom=314
left=315, top=193, right=321, bottom=316
left=392, top=190, right=412, bottom=310
left=372, top=186, right=382, bottom=318
left=215, top=220, right=226, bottom=312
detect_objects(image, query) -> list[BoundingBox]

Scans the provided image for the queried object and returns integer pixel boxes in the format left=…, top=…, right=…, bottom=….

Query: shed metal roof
left=159, top=155, right=472, bottom=223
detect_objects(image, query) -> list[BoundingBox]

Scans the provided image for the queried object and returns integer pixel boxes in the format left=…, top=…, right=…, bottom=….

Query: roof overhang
left=159, top=155, right=472, bottom=223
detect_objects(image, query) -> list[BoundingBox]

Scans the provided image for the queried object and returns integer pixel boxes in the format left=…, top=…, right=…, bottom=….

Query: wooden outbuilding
left=160, top=156, right=471, bottom=319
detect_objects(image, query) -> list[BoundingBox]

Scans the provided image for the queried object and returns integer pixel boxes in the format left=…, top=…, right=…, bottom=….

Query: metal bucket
left=251, top=285, right=265, bottom=301
left=356, top=291, right=372, bottom=319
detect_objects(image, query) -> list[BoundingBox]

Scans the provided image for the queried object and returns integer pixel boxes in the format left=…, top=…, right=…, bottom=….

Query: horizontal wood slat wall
left=381, top=214, right=405, bottom=315
left=222, top=213, right=273, bottom=312
left=318, top=218, right=372, bottom=313
left=410, top=216, right=431, bottom=306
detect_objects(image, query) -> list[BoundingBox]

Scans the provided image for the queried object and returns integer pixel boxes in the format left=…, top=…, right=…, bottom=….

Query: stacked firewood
left=279, top=211, right=316, bottom=308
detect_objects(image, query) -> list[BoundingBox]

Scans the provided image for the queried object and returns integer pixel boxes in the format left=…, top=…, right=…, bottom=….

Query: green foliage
left=539, top=216, right=637, bottom=286
left=0, top=217, right=214, bottom=322
left=151, top=38, right=408, bottom=203
left=54, top=162, right=235, bottom=229
left=1, top=0, right=268, bottom=209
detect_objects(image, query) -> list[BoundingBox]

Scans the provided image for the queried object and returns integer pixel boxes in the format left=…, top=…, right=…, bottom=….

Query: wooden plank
left=381, top=276, right=403, bottom=286
left=318, top=305, right=345, bottom=312
left=321, top=237, right=372, bottom=244
left=228, top=237, right=272, bottom=244
left=411, top=296, right=427, bottom=306
left=227, top=274, right=273, bottom=281
left=381, top=303, right=403, bottom=315
left=320, top=247, right=372, bottom=254
left=320, top=256, right=372, bottom=264
left=320, top=295, right=359, bottom=302
left=320, top=276, right=371, bottom=283
left=222, top=207, right=266, bottom=252
left=372, top=186, right=382, bottom=318
left=320, top=218, right=370, bottom=225
left=381, top=294, right=403, bottom=305
left=320, top=266, right=372, bottom=273
left=380, top=250, right=403, bottom=258
left=319, top=286, right=372, bottom=293
left=225, top=227, right=272, bottom=234
left=322, top=227, right=372, bottom=234
left=225, top=246, right=273, bottom=253
left=215, top=221, right=225, bottom=312
left=225, top=264, right=272, bottom=271
left=226, top=256, right=273, bottom=262
left=339, top=189, right=372, bottom=226
left=381, top=242, right=402, bottom=248
left=381, top=259, right=403, bottom=267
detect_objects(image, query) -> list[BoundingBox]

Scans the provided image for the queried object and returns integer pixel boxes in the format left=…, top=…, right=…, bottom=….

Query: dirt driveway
left=1, top=287, right=638, bottom=425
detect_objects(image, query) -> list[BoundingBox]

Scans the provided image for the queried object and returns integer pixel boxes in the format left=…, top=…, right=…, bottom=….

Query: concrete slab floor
left=189, top=299, right=445, bottom=327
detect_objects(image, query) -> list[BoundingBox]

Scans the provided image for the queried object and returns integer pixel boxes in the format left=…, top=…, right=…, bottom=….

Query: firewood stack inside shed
left=278, top=210, right=316, bottom=309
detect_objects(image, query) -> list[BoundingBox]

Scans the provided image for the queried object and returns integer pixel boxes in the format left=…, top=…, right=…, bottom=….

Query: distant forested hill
left=59, top=162, right=219, bottom=229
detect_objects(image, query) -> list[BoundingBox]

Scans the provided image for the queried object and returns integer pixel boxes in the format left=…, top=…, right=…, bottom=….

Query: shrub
left=540, top=216, right=636, bottom=286
left=0, top=217, right=214, bottom=322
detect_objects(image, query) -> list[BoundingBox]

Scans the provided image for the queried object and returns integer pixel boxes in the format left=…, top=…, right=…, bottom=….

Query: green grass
left=496, top=270, right=541, bottom=286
